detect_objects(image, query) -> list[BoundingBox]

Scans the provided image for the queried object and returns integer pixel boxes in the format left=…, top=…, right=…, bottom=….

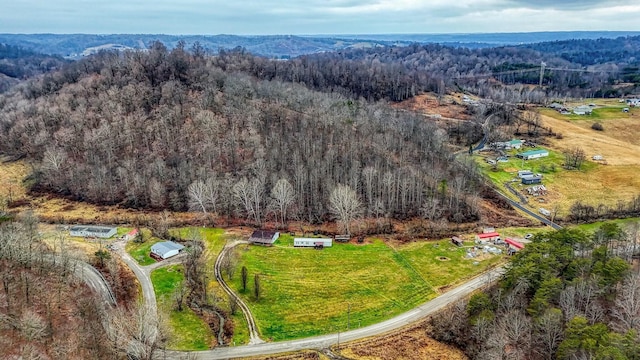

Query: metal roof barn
left=151, top=241, right=185, bottom=260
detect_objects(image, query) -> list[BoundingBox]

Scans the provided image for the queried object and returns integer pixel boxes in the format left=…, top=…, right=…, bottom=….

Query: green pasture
left=151, top=265, right=212, bottom=350
left=230, top=234, right=501, bottom=341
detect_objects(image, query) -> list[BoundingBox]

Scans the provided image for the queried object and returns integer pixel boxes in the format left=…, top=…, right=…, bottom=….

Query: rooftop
left=518, top=149, right=549, bottom=156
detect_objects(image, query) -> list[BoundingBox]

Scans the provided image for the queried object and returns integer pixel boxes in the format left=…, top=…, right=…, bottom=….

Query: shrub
left=591, top=122, right=604, bottom=131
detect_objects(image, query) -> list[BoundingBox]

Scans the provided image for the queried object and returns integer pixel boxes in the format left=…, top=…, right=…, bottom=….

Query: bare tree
left=329, top=184, right=363, bottom=235
left=188, top=180, right=209, bottom=214
left=534, top=308, right=564, bottom=360
left=611, top=273, right=640, bottom=332
left=271, top=178, right=295, bottom=226
left=564, top=147, right=586, bottom=170
left=105, top=304, right=166, bottom=360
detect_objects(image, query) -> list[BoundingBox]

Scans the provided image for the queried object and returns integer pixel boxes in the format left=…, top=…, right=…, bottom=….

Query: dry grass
left=0, top=158, right=29, bottom=200
left=541, top=113, right=640, bottom=165
left=336, top=322, right=467, bottom=360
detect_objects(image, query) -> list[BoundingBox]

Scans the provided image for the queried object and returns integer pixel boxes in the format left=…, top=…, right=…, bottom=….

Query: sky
left=0, top=0, right=638, bottom=35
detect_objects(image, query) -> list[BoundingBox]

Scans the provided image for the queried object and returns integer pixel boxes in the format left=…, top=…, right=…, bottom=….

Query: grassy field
left=151, top=265, right=213, bottom=350
left=230, top=234, right=501, bottom=341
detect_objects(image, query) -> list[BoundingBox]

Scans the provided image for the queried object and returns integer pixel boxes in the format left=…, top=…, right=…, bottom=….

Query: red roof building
left=475, top=232, right=500, bottom=242
left=505, top=238, right=524, bottom=249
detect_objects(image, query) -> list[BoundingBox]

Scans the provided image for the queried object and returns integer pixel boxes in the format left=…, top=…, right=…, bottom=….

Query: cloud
left=0, top=0, right=637, bottom=34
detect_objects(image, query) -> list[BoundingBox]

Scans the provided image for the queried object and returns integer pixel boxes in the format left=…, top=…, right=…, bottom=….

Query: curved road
left=72, top=258, right=117, bottom=306
left=161, top=266, right=506, bottom=359
left=214, top=240, right=264, bottom=345
left=495, top=190, right=563, bottom=230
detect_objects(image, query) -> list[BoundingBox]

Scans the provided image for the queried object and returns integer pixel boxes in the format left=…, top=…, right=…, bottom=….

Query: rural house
left=150, top=241, right=185, bottom=260
left=70, top=225, right=117, bottom=238
left=573, top=105, right=593, bottom=115
left=521, top=174, right=543, bottom=185
left=516, top=149, right=549, bottom=160
left=249, top=230, right=280, bottom=246
left=517, top=170, right=533, bottom=178
left=294, top=238, right=333, bottom=248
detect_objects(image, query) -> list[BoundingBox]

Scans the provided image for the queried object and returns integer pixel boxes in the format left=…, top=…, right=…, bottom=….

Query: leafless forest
left=0, top=43, right=483, bottom=226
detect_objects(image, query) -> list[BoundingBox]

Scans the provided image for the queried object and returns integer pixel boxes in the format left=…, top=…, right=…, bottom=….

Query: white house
left=70, top=225, right=117, bottom=238
left=150, top=241, right=185, bottom=260
left=293, top=238, right=333, bottom=248
left=516, top=149, right=549, bottom=160
left=573, top=105, right=593, bottom=115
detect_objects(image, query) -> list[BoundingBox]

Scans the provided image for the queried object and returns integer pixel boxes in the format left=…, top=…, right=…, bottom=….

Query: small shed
left=249, top=230, right=280, bottom=246
left=150, top=241, right=185, bottom=260
left=294, top=238, right=333, bottom=248
left=508, top=139, right=524, bottom=149
left=451, top=236, right=464, bottom=247
left=475, top=232, right=500, bottom=243
left=70, top=225, right=117, bottom=238
left=516, top=149, right=549, bottom=160
left=124, top=228, right=139, bottom=241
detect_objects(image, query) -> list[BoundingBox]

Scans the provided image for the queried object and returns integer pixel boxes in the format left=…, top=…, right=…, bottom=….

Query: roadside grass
left=396, top=239, right=505, bottom=290
left=126, top=229, right=162, bottom=266
left=231, top=234, right=500, bottom=341
left=570, top=218, right=640, bottom=234
left=151, top=265, right=212, bottom=350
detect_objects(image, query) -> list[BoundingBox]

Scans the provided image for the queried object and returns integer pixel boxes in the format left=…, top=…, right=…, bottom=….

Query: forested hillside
left=430, top=225, right=640, bottom=360
left=526, top=36, right=640, bottom=66
left=0, top=42, right=482, bottom=226
left=0, top=43, right=67, bottom=93
left=215, top=41, right=636, bottom=104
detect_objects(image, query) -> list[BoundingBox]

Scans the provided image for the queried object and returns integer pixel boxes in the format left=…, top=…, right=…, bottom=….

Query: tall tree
left=328, top=184, right=363, bottom=235
left=271, top=178, right=295, bottom=226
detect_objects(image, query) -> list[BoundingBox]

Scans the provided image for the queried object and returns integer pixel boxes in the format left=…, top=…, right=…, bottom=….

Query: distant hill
left=1, top=31, right=640, bottom=59
left=0, top=43, right=67, bottom=92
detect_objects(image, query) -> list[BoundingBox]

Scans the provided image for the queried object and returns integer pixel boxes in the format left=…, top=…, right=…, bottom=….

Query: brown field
left=394, top=93, right=472, bottom=120
left=0, top=158, right=29, bottom=200
left=512, top=110, right=640, bottom=214
left=335, top=322, right=467, bottom=360
left=541, top=113, right=640, bottom=165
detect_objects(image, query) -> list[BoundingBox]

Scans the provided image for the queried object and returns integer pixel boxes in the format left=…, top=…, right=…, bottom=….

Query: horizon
left=1, top=1, right=638, bottom=35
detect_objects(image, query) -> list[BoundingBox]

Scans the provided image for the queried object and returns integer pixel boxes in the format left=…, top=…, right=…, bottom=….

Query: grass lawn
left=174, top=227, right=251, bottom=346
left=397, top=239, right=505, bottom=290
left=570, top=218, right=640, bottom=234
left=540, top=104, right=632, bottom=122
left=230, top=234, right=501, bottom=341
left=126, top=235, right=162, bottom=266
left=151, top=265, right=213, bottom=350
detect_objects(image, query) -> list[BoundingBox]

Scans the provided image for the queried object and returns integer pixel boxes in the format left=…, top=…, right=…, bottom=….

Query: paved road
left=112, top=240, right=158, bottom=318
left=495, top=190, right=563, bottom=230
left=71, top=258, right=117, bottom=306
left=161, top=266, right=506, bottom=359
left=214, top=240, right=264, bottom=345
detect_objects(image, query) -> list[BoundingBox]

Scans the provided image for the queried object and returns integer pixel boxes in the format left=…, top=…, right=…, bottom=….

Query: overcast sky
left=0, top=0, right=638, bottom=35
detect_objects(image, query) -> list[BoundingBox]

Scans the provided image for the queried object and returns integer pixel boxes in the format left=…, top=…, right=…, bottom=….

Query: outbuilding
left=70, top=225, right=117, bottom=238
left=124, top=228, right=139, bottom=241
left=294, top=238, right=333, bottom=248
left=475, top=232, right=500, bottom=243
left=150, top=241, right=185, bottom=260
left=249, top=230, right=280, bottom=246
left=505, top=238, right=524, bottom=250
left=516, top=149, right=549, bottom=160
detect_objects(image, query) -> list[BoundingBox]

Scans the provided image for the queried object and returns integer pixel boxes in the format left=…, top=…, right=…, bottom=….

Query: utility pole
left=539, top=61, right=546, bottom=87
left=347, top=303, right=351, bottom=330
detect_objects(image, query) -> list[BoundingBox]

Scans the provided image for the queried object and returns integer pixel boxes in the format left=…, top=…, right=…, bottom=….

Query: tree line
left=430, top=224, right=640, bottom=359
left=0, top=43, right=482, bottom=227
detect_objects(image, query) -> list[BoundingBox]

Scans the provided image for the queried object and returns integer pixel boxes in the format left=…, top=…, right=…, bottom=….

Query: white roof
left=151, top=241, right=185, bottom=257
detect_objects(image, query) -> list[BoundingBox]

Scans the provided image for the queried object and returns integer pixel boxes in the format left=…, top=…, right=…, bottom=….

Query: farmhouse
left=249, top=230, right=280, bottom=246
left=150, top=241, right=185, bottom=260
left=294, top=238, right=333, bottom=248
left=516, top=149, right=549, bottom=160
left=521, top=174, right=543, bottom=185
left=626, top=98, right=640, bottom=107
left=491, top=139, right=524, bottom=150
left=475, top=232, right=500, bottom=243
left=69, top=225, right=117, bottom=238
